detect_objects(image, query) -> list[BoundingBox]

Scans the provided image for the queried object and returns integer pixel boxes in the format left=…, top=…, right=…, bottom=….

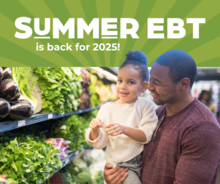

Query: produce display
left=0, top=133, right=63, bottom=184
left=9, top=99, right=33, bottom=120
left=32, top=67, right=82, bottom=113
left=0, top=67, right=33, bottom=120
left=60, top=161, right=104, bottom=184
left=79, top=68, right=92, bottom=109
left=95, top=81, right=117, bottom=102
left=44, top=138, right=72, bottom=159
left=0, top=79, right=20, bottom=101
left=89, top=74, right=117, bottom=103
left=0, top=67, right=116, bottom=184
left=11, top=67, right=39, bottom=114
left=89, top=74, right=100, bottom=107
left=0, top=175, right=17, bottom=184
left=50, top=110, right=98, bottom=152
left=0, top=67, right=12, bottom=80
left=0, top=67, right=115, bottom=120
left=0, top=99, right=10, bottom=119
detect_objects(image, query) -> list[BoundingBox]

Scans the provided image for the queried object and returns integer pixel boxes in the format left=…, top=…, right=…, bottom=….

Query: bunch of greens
left=60, top=161, right=104, bottom=184
left=11, top=67, right=38, bottom=112
left=32, top=67, right=82, bottom=113
left=89, top=74, right=100, bottom=107
left=50, top=110, right=99, bottom=151
left=17, top=109, right=98, bottom=152
left=93, top=171, right=104, bottom=184
left=0, top=134, right=63, bottom=184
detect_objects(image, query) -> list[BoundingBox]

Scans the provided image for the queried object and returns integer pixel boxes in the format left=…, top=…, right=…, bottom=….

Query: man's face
left=148, top=63, right=178, bottom=105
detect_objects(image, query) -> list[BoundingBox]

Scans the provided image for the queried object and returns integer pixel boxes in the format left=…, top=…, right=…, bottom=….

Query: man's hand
left=104, top=163, right=128, bottom=184
left=105, top=123, right=125, bottom=136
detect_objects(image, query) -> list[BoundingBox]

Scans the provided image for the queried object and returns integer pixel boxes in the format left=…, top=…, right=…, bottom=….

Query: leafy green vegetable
left=32, top=67, right=82, bottom=113
left=50, top=110, right=99, bottom=151
left=0, top=134, right=62, bottom=184
left=89, top=74, right=100, bottom=107
left=77, top=172, right=93, bottom=183
left=17, top=109, right=99, bottom=152
left=60, top=161, right=104, bottom=184
left=93, top=171, right=104, bottom=184
left=11, top=67, right=38, bottom=112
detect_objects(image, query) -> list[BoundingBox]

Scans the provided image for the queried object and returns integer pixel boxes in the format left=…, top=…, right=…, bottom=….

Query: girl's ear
left=141, top=81, right=148, bottom=93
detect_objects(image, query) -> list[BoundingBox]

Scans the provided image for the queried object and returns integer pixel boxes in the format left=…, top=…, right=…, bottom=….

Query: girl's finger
left=110, top=125, right=118, bottom=131
left=105, top=126, right=116, bottom=133
left=91, top=122, right=99, bottom=128
left=91, top=122, right=96, bottom=127
left=105, top=128, right=111, bottom=133
left=91, top=119, right=96, bottom=123
left=105, top=128, right=113, bottom=134
left=112, top=131, right=121, bottom=136
left=90, top=124, right=94, bottom=129
left=94, top=122, right=99, bottom=127
left=105, top=124, right=115, bottom=128
left=108, top=129, right=118, bottom=135
left=112, top=133, right=119, bottom=136
left=92, top=119, right=99, bottom=124
left=98, top=122, right=103, bottom=127
left=106, top=129, right=114, bottom=134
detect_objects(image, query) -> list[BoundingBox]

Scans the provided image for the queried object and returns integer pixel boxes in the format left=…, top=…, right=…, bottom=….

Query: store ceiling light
left=87, top=67, right=117, bottom=82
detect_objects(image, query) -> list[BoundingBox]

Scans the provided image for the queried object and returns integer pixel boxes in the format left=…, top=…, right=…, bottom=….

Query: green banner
left=0, top=0, right=219, bottom=67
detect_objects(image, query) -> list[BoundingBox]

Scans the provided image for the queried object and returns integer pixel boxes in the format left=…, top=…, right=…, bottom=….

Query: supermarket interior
left=0, top=67, right=220, bottom=184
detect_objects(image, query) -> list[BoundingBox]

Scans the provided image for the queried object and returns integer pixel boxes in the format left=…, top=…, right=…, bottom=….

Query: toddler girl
left=85, top=50, right=158, bottom=184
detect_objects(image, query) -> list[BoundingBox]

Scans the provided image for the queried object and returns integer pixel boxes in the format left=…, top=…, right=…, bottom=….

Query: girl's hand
left=89, top=118, right=104, bottom=131
left=105, top=123, right=125, bottom=136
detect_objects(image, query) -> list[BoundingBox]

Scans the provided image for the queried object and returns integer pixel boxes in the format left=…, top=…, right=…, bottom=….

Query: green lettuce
left=50, top=110, right=98, bottom=152
left=11, top=67, right=38, bottom=111
left=32, top=67, right=82, bottom=113
left=0, top=134, right=62, bottom=184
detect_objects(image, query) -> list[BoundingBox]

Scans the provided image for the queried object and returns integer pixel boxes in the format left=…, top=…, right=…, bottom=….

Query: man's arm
left=174, top=122, right=220, bottom=184
left=104, top=163, right=128, bottom=184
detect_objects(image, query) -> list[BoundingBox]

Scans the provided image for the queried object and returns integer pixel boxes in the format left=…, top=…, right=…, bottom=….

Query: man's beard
left=153, top=98, right=165, bottom=106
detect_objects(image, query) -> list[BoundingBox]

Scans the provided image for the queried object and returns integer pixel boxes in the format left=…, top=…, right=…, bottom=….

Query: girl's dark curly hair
left=120, top=50, right=149, bottom=82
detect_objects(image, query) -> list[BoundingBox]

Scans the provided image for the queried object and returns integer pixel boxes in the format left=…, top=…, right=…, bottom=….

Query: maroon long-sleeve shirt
left=141, top=98, right=220, bottom=184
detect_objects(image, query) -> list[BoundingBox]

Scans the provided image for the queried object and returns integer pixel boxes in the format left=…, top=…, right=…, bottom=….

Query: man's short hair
left=155, top=50, right=197, bottom=88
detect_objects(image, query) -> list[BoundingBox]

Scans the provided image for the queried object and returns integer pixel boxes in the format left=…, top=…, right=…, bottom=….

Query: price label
left=18, top=120, right=26, bottom=127
left=48, top=113, right=53, bottom=119
left=65, top=157, right=69, bottom=165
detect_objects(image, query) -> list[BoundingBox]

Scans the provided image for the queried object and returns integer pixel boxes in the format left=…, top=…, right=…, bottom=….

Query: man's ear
left=141, top=81, right=148, bottom=93
left=179, top=78, right=190, bottom=90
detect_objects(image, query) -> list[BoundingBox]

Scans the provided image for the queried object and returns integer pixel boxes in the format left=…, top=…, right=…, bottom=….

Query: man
left=104, top=50, right=220, bottom=184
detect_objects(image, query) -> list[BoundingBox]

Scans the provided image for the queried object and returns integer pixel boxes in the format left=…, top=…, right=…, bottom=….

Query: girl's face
left=116, top=65, right=148, bottom=104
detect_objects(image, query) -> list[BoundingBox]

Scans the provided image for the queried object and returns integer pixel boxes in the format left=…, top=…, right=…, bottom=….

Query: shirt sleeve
left=85, top=103, right=110, bottom=149
left=138, top=100, right=158, bottom=144
left=174, top=122, right=220, bottom=184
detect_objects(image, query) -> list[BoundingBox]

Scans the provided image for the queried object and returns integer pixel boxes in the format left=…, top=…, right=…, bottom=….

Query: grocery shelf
left=44, top=148, right=85, bottom=183
left=60, top=148, right=84, bottom=170
left=0, top=106, right=99, bottom=133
